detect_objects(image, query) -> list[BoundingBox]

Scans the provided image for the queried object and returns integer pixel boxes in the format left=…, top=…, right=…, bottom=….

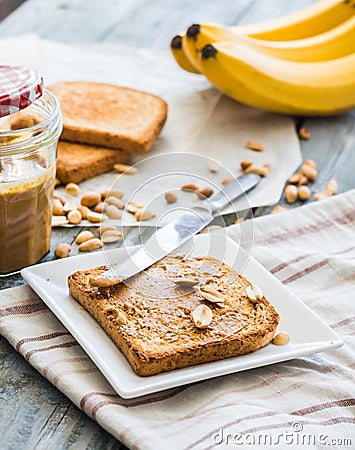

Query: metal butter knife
left=91, top=173, right=260, bottom=287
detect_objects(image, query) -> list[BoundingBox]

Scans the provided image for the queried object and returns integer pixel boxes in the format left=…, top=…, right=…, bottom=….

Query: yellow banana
left=198, top=42, right=355, bottom=116
left=172, top=0, right=355, bottom=72
left=237, top=0, right=355, bottom=40
left=183, top=14, right=355, bottom=72
left=170, top=35, right=200, bottom=74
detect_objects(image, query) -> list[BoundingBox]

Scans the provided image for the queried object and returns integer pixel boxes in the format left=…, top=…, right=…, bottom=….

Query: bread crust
left=68, top=255, right=280, bottom=376
left=49, top=82, right=168, bottom=153
left=56, top=141, right=131, bottom=184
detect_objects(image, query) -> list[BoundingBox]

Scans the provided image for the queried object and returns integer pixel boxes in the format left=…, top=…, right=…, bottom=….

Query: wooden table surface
left=0, top=0, right=354, bottom=448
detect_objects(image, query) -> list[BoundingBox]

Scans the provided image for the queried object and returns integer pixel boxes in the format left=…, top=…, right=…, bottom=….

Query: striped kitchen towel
left=1, top=190, right=354, bottom=450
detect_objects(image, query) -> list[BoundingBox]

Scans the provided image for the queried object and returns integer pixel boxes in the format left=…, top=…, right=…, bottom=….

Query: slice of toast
left=56, top=140, right=131, bottom=184
left=48, top=82, right=168, bottom=153
left=68, top=255, right=280, bottom=376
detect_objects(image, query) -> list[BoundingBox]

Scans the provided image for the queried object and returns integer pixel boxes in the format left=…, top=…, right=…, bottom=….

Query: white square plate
left=22, top=233, right=342, bottom=399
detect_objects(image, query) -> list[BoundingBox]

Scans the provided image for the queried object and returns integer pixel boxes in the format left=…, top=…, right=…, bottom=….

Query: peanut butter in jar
left=0, top=70, right=62, bottom=274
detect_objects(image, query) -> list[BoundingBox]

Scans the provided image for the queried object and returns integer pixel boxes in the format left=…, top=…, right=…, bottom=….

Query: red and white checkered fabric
left=0, top=65, right=43, bottom=117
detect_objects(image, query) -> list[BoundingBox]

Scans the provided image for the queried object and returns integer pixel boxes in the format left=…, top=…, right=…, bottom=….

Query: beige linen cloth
left=1, top=191, right=354, bottom=449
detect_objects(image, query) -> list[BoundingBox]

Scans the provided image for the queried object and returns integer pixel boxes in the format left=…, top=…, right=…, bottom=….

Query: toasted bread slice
left=68, top=255, right=279, bottom=376
left=48, top=82, right=168, bottom=153
left=56, top=140, right=131, bottom=184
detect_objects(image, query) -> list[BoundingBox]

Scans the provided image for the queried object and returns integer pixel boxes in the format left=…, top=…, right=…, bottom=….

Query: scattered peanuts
left=165, top=192, right=178, bottom=204
left=81, top=192, right=101, bottom=208
left=288, top=173, right=301, bottom=184
left=200, top=285, right=224, bottom=303
left=135, top=208, right=155, bottom=221
left=63, top=200, right=76, bottom=213
left=100, top=189, right=124, bottom=200
left=297, top=185, right=311, bottom=201
left=126, top=200, right=144, bottom=214
left=113, top=163, right=138, bottom=174
left=285, top=185, right=298, bottom=204
left=78, top=238, right=103, bottom=252
left=208, top=158, right=220, bottom=173
left=325, top=179, right=338, bottom=196
left=52, top=198, right=64, bottom=216
left=222, top=175, right=233, bottom=185
left=105, top=204, right=122, bottom=219
left=181, top=183, right=199, bottom=192
left=300, top=161, right=317, bottom=181
left=101, top=229, right=124, bottom=243
left=240, top=160, right=252, bottom=170
left=77, top=205, right=91, bottom=220
left=196, top=187, right=214, bottom=199
left=54, top=243, right=71, bottom=259
left=246, top=140, right=264, bottom=152
left=272, top=205, right=287, bottom=214
left=75, top=230, right=95, bottom=244
left=272, top=332, right=290, bottom=346
left=67, top=209, right=82, bottom=224
left=298, top=127, right=311, bottom=140
left=65, top=182, right=80, bottom=196
left=86, top=210, right=104, bottom=223
left=314, top=179, right=338, bottom=201
left=105, top=196, right=124, bottom=209
left=244, top=164, right=270, bottom=177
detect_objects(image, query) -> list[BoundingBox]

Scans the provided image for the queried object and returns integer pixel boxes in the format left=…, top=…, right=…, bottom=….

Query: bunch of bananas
left=170, top=0, right=355, bottom=116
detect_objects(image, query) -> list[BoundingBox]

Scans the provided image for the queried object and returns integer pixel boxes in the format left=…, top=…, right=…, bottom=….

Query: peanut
left=77, top=205, right=91, bottom=220
left=272, top=332, right=290, bottom=346
left=181, top=183, right=199, bottom=192
left=52, top=198, right=64, bottom=216
left=208, top=158, right=220, bottom=173
left=65, top=182, right=80, bottom=196
left=86, top=211, right=104, bottom=223
left=246, top=140, right=264, bottom=151
left=196, top=187, right=214, bottom=199
left=172, top=277, right=199, bottom=287
left=75, top=230, right=95, bottom=244
left=164, top=192, right=178, bottom=204
left=303, top=159, right=317, bottom=169
left=113, top=163, right=138, bottom=174
left=98, top=226, right=118, bottom=235
left=51, top=216, right=69, bottom=227
left=200, top=225, right=222, bottom=233
left=54, top=243, right=71, bottom=259
left=78, top=238, right=103, bottom=252
left=272, top=205, right=287, bottom=214
left=80, top=192, right=101, bottom=208
left=301, top=163, right=317, bottom=181
left=222, top=175, right=233, bottom=185
left=285, top=185, right=298, bottom=204
left=126, top=200, right=143, bottom=214
left=200, top=285, right=224, bottom=303
left=298, top=175, right=309, bottom=186
left=288, top=173, right=301, bottom=184
left=135, top=208, right=155, bottom=221
left=244, top=165, right=270, bottom=177
left=63, top=200, right=76, bottom=213
left=192, top=304, right=212, bottom=329
left=297, top=185, right=311, bottom=201
left=314, top=192, right=330, bottom=201
left=93, top=202, right=106, bottom=213
left=298, top=127, right=311, bottom=139
left=100, top=189, right=124, bottom=200
left=240, top=160, right=252, bottom=170
left=101, top=229, right=124, bottom=243
left=246, top=285, right=263, bottom=303
left=105, top=196, right=124, bottom=209
left=105, top=204, right=122, bottom=219
left=67, top=209, right=82, bottom=224
left=325, top=179, right=338, bottom=196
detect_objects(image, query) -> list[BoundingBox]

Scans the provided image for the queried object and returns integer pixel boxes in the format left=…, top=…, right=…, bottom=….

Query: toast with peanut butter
left=68, top=255, right=279, bottom=376
left=56, top=141, right=131, bottom=184
left=48, top=81, right=168, bottom=153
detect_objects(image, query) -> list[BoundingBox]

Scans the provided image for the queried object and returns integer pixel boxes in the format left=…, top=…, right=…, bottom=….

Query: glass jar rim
left=0, top=89, right=62, bottom=156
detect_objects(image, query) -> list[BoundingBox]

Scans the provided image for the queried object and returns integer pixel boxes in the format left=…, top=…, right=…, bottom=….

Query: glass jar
left=0, top=90, right=62, bottom=274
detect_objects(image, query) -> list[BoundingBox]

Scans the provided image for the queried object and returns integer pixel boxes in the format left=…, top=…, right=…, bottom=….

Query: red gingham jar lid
left=0, top=65, right=44, bottom=118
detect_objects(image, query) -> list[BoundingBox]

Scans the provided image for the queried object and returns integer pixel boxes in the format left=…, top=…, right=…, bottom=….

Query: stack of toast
left=49, top=81, right=168, bottom=184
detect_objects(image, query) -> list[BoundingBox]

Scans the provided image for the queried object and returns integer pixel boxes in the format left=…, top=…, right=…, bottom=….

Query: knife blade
left=90, top=173, right=260, bottom=287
